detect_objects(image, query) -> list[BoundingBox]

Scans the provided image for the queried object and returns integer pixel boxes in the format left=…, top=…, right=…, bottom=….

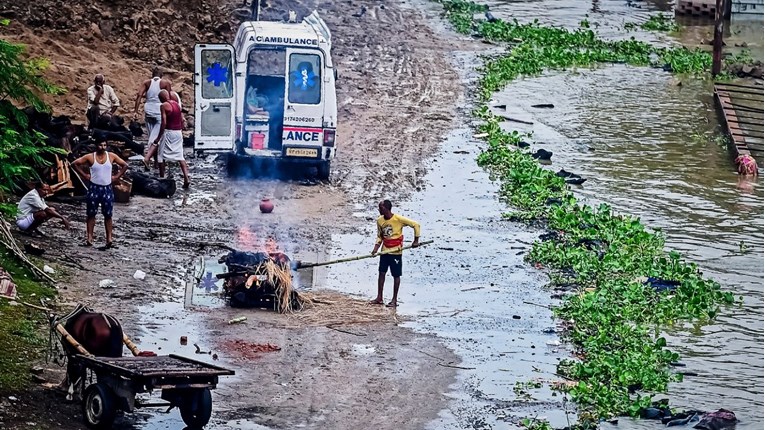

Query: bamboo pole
left=55, top=323, right=93, bottom=357
left=122, top=334, right=142, bottom=356
left=296, top=240, right=435, bottom=269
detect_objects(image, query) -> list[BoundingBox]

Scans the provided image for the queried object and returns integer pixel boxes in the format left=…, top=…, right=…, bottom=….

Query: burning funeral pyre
left=218, top=250, right=305, bottom=312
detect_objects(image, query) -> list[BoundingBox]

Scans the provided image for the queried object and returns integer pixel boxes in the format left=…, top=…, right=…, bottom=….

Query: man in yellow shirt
left=370, top=200, right=420, bottom=307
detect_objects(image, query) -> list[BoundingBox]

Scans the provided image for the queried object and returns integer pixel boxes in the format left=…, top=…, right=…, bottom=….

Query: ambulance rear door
left=281, top=48, right=325, bottom=160
left=194, top=44, right=237, bottom=152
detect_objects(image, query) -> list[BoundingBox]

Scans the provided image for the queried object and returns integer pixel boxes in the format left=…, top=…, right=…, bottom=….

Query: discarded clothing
left=694, top=409, right=737, bottom=430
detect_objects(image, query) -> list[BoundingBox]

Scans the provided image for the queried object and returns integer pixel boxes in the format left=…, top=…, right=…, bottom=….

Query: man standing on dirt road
left=370, top=200, right=420, bottom=308
left=86, top=74, right=121, bottom=129
left=133, top=67, right=172, bottom=169
left=147, top=89, right=190, bottom=188
left=73, top=141, right=129, bottom=249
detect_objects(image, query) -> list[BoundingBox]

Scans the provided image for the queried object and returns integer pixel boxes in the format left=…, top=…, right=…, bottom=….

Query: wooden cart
left=69, top=353, right=234, bottom=429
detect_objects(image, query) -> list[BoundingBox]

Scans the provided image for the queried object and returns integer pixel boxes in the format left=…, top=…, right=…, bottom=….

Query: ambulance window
left=288, top=53, right=321, bottom=105
left=248, top=49, right=286, bottom=76
left=201, top=49, right=233, bottom=99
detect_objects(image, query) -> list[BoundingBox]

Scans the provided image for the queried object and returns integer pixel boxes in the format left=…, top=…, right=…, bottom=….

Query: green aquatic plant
left=431, top=0, right=734, bottom=424
left=521, top=417, right=554, bottom=430
left=435, top=0, right=487, bottom=34
left=633, top=14, right=680, bottom=33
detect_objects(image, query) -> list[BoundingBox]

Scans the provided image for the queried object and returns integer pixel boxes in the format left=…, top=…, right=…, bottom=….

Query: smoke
left=222, top=155, right=324, bottom=182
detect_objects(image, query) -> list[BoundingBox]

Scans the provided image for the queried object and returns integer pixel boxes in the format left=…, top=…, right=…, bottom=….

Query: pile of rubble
left=0, top=0, right=247, bottom=69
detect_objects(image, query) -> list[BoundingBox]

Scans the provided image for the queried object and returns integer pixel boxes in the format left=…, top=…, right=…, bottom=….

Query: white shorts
left=16, top=214, right=34, bottom=231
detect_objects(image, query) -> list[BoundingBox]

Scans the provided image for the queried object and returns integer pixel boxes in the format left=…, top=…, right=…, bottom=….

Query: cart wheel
left=179, top=388, right=212, bottom=429
left=82, top=383, right=117, bottom=429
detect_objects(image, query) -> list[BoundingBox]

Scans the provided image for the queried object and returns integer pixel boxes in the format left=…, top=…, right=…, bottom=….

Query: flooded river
left=324, top=0, right=763, bottom=428
left=485, top=0, right=764, bottom=428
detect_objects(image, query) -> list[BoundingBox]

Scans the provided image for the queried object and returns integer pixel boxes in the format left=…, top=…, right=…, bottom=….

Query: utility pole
left=250, top=0, right=261, bottom=21
left=712, top=0, right=725, bottom=76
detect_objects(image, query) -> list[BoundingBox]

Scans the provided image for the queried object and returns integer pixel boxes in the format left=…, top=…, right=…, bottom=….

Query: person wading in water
left=370, top=200, right=420, bottom=307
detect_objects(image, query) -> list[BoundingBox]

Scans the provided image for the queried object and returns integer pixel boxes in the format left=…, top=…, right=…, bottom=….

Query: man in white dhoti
left=151, top=90, right=190, bottom=188
left=134, top=67, right=172, bottom=170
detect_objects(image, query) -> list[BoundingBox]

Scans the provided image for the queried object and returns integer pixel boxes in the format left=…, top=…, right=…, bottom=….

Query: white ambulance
left=193, top=11, right=337, bottom=179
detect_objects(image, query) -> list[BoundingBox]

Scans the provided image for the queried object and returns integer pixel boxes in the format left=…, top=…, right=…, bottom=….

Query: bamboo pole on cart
left=122, top=334, right=142, bottom=356
left=55, top=323, right=93, bottom=357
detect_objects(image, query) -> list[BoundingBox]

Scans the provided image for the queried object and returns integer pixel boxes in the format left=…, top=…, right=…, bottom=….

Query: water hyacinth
left=433, top=0, right=736, bottom=424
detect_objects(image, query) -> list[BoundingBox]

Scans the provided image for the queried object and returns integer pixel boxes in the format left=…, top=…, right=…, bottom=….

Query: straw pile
left=287, top=290, right=404, bottom=327
left=263, top=259, right=303, bottom=313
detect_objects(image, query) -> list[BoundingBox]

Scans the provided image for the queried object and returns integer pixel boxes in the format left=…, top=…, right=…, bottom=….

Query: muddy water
left=317, top=126, right=572, bottom=428
left=479, top=0, right=763, bottom=428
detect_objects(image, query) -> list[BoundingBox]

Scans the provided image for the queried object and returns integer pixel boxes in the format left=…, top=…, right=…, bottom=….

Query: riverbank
left=429, top=0, right=750, bottom=425
left=0, top=245, right=56, bottom=392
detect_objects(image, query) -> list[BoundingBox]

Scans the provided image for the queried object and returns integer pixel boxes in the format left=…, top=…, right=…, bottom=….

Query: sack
left=128, top=171, right=176, bottom=199
left=129, top=120, right=144, bottom=138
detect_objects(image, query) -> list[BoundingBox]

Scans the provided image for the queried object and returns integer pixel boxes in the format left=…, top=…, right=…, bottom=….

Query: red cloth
left=382, top=236, right=404, bottom=249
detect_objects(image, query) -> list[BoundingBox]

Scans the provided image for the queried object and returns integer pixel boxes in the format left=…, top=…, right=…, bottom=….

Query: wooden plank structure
left=713, top=82, right=764, bottom=167
left=730, top=0, right=764, bottom=16
left=676, top=0, right=731, bottom=17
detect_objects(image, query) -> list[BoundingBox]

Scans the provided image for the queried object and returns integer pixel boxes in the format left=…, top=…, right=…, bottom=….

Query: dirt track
left=0, top=0, right=477, bottom=429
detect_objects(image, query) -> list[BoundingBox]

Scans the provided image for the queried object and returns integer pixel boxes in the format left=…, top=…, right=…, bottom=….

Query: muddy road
left=1, top=0, right=494, bottom=429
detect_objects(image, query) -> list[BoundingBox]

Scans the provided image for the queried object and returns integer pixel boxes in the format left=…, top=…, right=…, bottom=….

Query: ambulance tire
left=317, top=161, right=331, bottom=180
left=226, top=155, right=248, bottom=178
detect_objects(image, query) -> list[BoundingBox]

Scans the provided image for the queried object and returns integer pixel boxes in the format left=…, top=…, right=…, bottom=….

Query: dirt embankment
left=0, top=0, right=475, bottom=429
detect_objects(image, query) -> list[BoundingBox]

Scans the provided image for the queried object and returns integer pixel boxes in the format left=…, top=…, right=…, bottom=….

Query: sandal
left=78, top=241, right=93, bottom=247
left=385, top=301, right=398, bottom=308
left=368, top=299, right=384, bottom=305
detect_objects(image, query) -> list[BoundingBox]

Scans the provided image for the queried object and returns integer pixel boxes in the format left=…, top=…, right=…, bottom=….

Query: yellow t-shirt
left=376, top=214, right=421, bottom=255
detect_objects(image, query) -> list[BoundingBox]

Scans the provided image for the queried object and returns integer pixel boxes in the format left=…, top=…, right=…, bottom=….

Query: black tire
left=226, top=154, right=246, bottom=178
left=179, top=388, right=213, bottom=429
left=82, top=383, right=117, bottom=429
left=317, top=161, right=331, bottom=180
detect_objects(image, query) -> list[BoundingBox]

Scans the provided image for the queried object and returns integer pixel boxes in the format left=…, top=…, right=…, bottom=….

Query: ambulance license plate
left=285, top=148, right=318, bottom=157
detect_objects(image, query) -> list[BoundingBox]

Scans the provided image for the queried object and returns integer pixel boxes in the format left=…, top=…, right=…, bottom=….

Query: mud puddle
left=312, top=128, right=572, bottom=428
left=114, top=258, right=242, bottom=430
